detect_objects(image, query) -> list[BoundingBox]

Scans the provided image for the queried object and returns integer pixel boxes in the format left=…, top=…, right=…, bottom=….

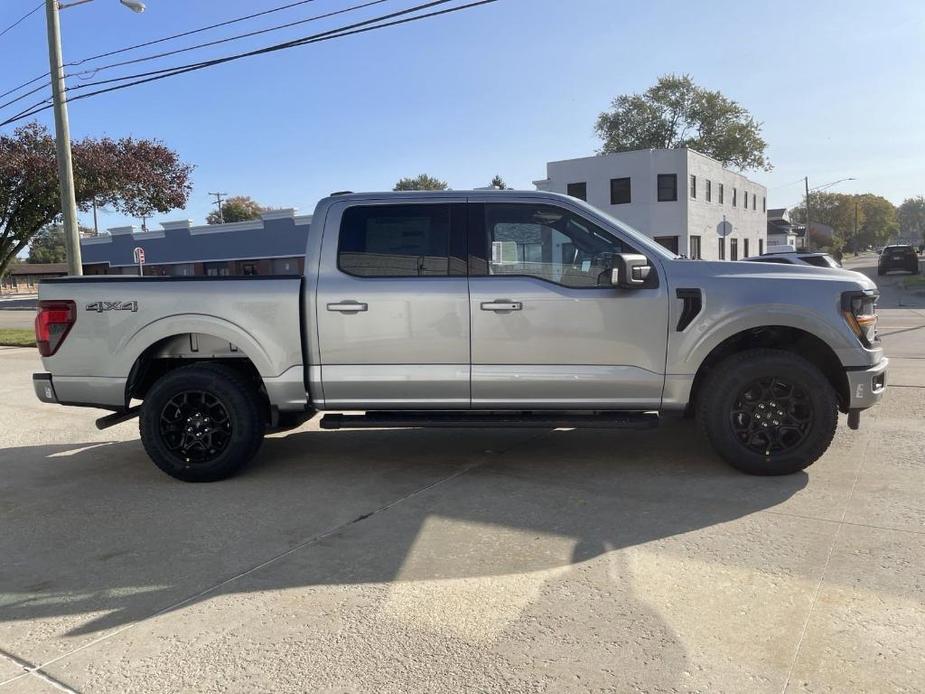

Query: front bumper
left=845, top=357, right=888, bottom=410
left=33, top=373, right=58, bottom=404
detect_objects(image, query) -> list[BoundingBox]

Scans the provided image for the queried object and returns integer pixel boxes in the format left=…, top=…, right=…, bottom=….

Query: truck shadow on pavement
left=0, top=418, right=807, bottom=684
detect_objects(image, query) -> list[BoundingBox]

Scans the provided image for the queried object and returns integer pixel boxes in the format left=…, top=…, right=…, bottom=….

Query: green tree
left=206, top=195, right=270, bottom=224
left=790, top=193, right=897, bottom=250
left=595, top=74, right=771, bottom=171
left=27, top=224, right=94, bottom=263
left=490, top=175, right=509, bottom=190
left=0, top=122, right=193, bottom=279
left=393, top=174, right=448, bottom=191
left=855, top=194, right=898, bottom=247
left=898, top=195, right=925, bottom=243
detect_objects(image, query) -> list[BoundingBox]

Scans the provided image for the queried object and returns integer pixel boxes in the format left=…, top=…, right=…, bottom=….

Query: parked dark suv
left=878, top=245, right=920, bottom=275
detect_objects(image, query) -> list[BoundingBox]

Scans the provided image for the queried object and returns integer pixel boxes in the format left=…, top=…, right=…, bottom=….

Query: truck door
left=467, top=200, right=669, bottom=409
left=315, top=200, right=470, bottom=409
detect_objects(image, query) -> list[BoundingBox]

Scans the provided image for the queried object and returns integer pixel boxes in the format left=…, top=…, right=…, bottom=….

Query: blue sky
left=1, top=0, right=923, bottom=231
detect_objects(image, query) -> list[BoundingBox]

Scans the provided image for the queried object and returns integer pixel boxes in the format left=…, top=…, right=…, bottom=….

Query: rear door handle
left=327, top=301, right=368, bottom=313
left=480, top=300, right=522, bottom=312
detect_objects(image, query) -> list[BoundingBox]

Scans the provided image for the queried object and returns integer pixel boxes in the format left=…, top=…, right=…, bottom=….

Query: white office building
left=534, top=148, right=768, bottom=261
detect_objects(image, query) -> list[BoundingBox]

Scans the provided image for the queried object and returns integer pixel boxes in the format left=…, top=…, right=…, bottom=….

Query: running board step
left=319, top=411, right=658, bottom=430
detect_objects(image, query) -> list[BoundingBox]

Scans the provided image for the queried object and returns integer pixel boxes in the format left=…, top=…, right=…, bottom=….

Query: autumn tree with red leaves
left=0, top=122, right=193, bottom=277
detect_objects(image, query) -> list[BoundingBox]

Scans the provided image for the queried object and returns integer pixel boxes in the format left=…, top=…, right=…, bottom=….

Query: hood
left=677, top=260, right=877, bottom=291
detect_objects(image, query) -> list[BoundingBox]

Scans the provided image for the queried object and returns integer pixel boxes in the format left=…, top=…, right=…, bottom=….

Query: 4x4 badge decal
left=86, top=301, right=138, bottom=313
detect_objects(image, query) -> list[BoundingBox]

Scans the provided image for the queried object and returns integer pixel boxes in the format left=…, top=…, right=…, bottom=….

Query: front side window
left=338, top=204, right=464, bottom=277
left=658, top=174, right=678, bottom=202
left=481, top=204, right=637, bottom=288
left=566, top=182, right=587, bottom=201
left=690, top=174, right=697, bottom=199
left=610, top=177, right=631, bottom=204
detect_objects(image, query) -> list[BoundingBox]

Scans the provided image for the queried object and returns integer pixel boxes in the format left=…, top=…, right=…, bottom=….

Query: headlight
left=841, top=290, right=879, bottom=346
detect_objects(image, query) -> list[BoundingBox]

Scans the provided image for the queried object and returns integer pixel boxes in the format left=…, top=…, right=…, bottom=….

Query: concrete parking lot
left=1, top=257, right=922, bottom=693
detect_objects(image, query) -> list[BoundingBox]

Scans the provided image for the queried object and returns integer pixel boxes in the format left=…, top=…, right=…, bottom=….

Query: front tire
left=697, top=349, right=838, bottom=475
left=140, top=363, right=264, bottom=482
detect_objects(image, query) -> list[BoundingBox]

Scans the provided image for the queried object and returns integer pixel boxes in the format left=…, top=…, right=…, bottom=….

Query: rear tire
left=697, top=349, right=838, bottom=475
left=140, top=363, right=264, bottom=482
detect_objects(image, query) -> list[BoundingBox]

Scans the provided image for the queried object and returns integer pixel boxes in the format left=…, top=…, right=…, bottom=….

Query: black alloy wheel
left=730, top=377, right=814, bottom=456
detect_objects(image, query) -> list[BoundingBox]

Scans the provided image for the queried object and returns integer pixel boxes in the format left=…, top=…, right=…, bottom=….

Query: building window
left=762, top=196, right=766, bottom=213
left=744, top=238, right=750, bottom=258
left=719, top=183, right=724, bottom=205
left=690, top=175, right=697, bottom=199
left=610, top=177, right=631, bottom=204
left=730, top=238, right=738, bottom=260
left=271, top=258, right=301, bottom=274
left=753, top=193, right=757, bottom=211
left=657, top=174, right=678, bottom=202
left=718, top=237, right=726, bottom=260
left=705, top=179, right=712, bottom=202
left=338, top=203, right=465, bottom=277
left=171, top=263, right=194, bottom=277
left=732, top=188, right=737, bottom=207
left=689, top=235, right=702, bottom=259
left=566, top=182, right=587, bottom=201
left=759, top=238, right=764, bottom=255
left=654, top=236, right=679, bottom=254
left=483, top=203, right=637, bottom=287
left=204, top=262, right=230, bottom=276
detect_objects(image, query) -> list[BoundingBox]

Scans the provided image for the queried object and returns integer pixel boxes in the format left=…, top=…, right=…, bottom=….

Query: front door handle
left=327, top=301, right=368, bottom=313
left=480, top=300, right=522, bottom=312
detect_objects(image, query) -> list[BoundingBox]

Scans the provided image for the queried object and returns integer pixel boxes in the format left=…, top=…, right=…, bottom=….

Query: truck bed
left=37, top=275, right=305, bottom=410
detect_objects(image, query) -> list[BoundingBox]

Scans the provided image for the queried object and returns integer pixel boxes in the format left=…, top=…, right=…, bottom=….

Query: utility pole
left=804, top=176, right=812, bottom=252
left=45, top=0, right=82, bottom=276
left=209, top=192, right=227, bottom=224
left=854, top=200, right=859, bottom=255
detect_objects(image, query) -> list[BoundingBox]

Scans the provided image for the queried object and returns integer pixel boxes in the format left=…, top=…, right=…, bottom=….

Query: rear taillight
left=35, top=300, right=76, bottom=357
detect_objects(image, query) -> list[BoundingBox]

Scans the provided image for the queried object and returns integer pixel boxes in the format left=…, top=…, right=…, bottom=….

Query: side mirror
left=611, top=253, right=652, bottom=288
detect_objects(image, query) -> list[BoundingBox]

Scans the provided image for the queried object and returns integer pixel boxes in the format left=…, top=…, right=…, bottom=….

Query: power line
left=0, top=79, right=48, bottom=112
left=71, top=0, right=323, bottom=66
left=70, top=0, right=461, bottom=92
left=0, top=0, right=324, bottom=104
left=0, top=0, right=500, bottom=129
left=0, top=1, right=42, bottom=40
left=72, top=0, right=391, bottom=81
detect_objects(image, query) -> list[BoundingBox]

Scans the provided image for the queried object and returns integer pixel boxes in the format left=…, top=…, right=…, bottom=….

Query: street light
left=803, top=176, right=855, bottom=251
left=45, top=0, right=145, bottom=276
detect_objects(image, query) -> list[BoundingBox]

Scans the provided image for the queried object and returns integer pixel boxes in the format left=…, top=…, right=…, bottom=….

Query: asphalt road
left=0, top=257, right=923, bottom=693
left=0, top=297, right=36, bottom=331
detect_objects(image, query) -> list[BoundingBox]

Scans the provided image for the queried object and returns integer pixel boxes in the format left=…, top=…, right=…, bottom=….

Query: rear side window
left=338, top=204, right=465, bottom=277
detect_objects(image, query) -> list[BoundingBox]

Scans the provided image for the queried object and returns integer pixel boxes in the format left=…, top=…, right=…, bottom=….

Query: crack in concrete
left=0, top=647, right=79, bottom=692
left=780, top=437, right=869, bottom=693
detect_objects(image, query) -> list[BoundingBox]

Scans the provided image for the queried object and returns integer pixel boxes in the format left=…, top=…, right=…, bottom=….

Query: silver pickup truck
left=33, top=190, right=887, bottom=482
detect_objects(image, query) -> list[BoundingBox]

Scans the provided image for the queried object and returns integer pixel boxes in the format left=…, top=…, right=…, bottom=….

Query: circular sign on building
left=717, top=220, right=733, bottom=237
